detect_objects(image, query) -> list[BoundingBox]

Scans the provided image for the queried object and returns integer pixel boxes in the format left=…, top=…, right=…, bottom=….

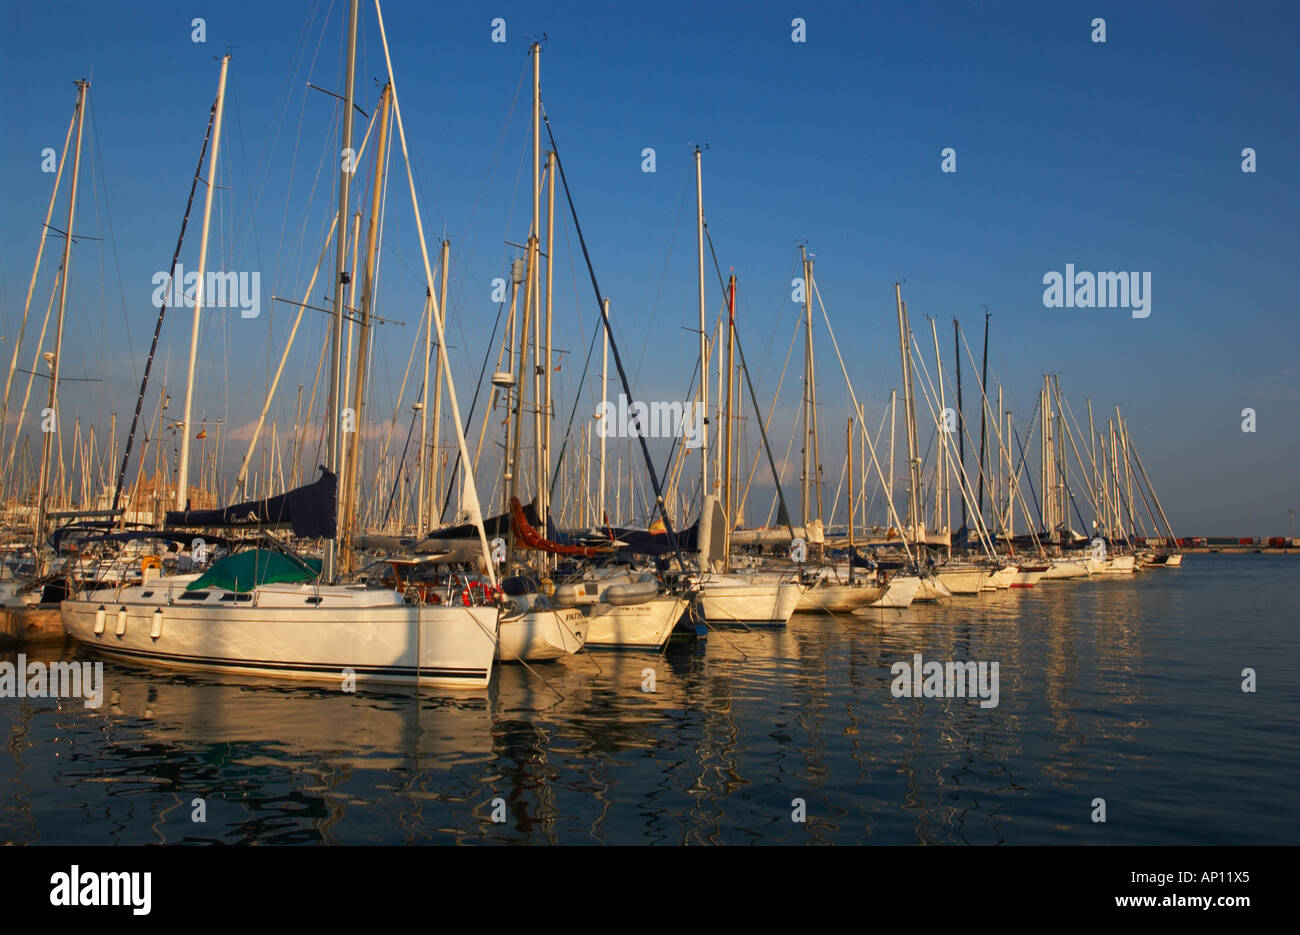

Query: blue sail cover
left=555, top=518, right=699, bottom=557
left=429, top=501, right=539, bottom=540
left=165, top=467, right=337, bottom=539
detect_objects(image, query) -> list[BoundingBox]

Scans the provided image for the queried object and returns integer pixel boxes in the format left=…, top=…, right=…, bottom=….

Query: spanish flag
left=649, top=517, right=666, bottom=535
left=195, top=429, right=207, bottom=439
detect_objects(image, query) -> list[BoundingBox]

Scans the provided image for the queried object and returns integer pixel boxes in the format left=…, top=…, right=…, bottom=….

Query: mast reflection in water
left=1, top=556, right=1294, bottom=844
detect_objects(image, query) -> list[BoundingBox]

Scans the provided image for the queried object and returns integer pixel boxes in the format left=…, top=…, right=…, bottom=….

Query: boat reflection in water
left=2, top=557, right=1291, bottom=845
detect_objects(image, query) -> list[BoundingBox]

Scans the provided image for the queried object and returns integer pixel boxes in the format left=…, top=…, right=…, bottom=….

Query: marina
left=0, top=1, right=1294, bottom=862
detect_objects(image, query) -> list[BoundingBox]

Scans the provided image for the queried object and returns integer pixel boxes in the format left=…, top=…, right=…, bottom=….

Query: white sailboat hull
left=913, top=576, right=954, bottom=601
left=497, top=606, right=586, bottom=661
left=584, top=595, right=687, bottom=649
left=1098, top=555, right=1137, bottom=575
left=1010, top=565, right=1047, bottom=588
left=1042, top=559, right=1089, bottom=579
left=795, top=581, right=884, bottom=613
left=869, top=575, right=921, bottom=608
left=696, top=576, right=801, bottom=625
left=984, top=566, right=1018, bottom=590
left=61, top=591, right=500, bottom=690
left=937, top=568, right=987, bottom=595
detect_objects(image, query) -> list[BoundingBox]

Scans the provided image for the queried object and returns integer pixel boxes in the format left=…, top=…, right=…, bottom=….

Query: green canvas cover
left=185, top=549, right=321, bottom=593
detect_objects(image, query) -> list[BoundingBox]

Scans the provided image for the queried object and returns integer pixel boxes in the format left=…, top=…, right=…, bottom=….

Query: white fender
left=115, top=606, right=128, bottom=637
left=150, top=607, right=163, bottom=640
left=94, top=605, right=106, bottom=635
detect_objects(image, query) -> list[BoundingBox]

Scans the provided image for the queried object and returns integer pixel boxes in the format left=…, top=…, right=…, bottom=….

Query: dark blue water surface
left=2, top=555, right=1296, bottom=844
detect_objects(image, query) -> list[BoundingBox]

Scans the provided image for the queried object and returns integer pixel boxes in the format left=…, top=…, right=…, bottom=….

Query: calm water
left=2, top=555, right=1297, bottom=845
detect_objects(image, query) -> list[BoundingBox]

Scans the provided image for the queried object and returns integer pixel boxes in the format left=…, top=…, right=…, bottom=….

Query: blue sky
left=1, top=0, right=1297, bottom=535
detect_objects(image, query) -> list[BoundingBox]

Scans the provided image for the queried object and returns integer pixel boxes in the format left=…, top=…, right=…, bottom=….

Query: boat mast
left=887, top=389, right=896, bottom=526
left=995, top=382, right=1003, bottom=533
left=809, top=263, right=825, bottom=556
left=1039, top=378, right=1048, bottom=534
left=723, top=273, right=736, bottom=561
left=599, top=297, right=609, bottom=526
left=340, top=80, right=392, bottom=573
left=975, top=309, right=990, bottom=526
left=1005, top=410, right=1015, bottom=538
left=1086, top=396, right=1098, bottom=536
left=324, top=0, right=359, bottom=583
left=954, top=319, right=966, bottom=540
left=542, top=149, right=556, bottom=539
left=1055, top=376, right=1070, bottom=537
left=175, top=56, right=230, bottom=511
left=895, top=284, right=921, bottom=541
left=694, top=145, right=709, bottom=560
left=846, top=416, right=855, bottom=581
left=416, top=240, right=433, bottom=532
left=530, top=43, right=544, bottom=537
left=506, top=41, right=541, bottom=563
left=34, top=78, right=89, bottom=562
left=800, top=246, right=812, bottom=535
left=427, top=238, right=448, bottom=528
left=929, top=317, right=947, bottom=539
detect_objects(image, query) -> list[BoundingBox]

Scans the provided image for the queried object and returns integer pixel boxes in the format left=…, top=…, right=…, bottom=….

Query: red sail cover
left=510, top=497, right=615, bottom=558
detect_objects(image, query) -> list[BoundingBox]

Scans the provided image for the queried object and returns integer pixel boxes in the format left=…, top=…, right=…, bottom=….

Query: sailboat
left=62, top=1, right=504, bottom=689
left=475, top=44, right=685, bottom=653
left=684, top=150, right=800, bottom=626
left=786, top=249, right=887, bottom=613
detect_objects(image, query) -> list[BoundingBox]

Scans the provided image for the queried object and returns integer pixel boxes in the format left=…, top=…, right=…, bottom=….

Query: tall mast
left=694, top=146, right=708, bottom=535
left=723, top=274, right=736, bottom=559
left=929, top=317, right=947, bottom=537
left=506, top=42, right=541, bottom=562
left=427, top=238, right=448, bottom=528
left=1119, top=406, right=1134, bottom=534
left=954, top=319, right=966, bottom=538
left=995, top=382, right=1003, bottom=531
left=1086, top=396, right=1098, bottom=535
left=975, top=309, right=990, bottom=524
left=530, top=42, right=543, bottom=530
left=808, top=260, right=824, bottom=551
left=895, top=284, right=920, bottom=538
left=34, top=78, right=89, bottom=560
left=1005, top=410, right=1015, bottom=538
left=175, top=56, right=230, bottom=511
left=542, top=149, right=556, bottom=534
left=1110, top=420, right=1120, bottom=539
left=340, top=80, right=392, bottom=572
left=416, top=239, right=433, bottom=532
left=887, top=389, right=896, bottom=525
left=599, top=297, right=609, bottom=526
left=800, top=246, right=812, bottom=531
left=1040, top=379, right=1049, bottom=534
left=846, top=416, right=854, bottom=550
left=324, top=0, right=359, bottom=583
left=505, top=247, right=535, bottom=553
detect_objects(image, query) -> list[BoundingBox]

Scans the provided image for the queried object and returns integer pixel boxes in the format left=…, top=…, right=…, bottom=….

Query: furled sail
left=164, top=467, right=337, bottom=539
